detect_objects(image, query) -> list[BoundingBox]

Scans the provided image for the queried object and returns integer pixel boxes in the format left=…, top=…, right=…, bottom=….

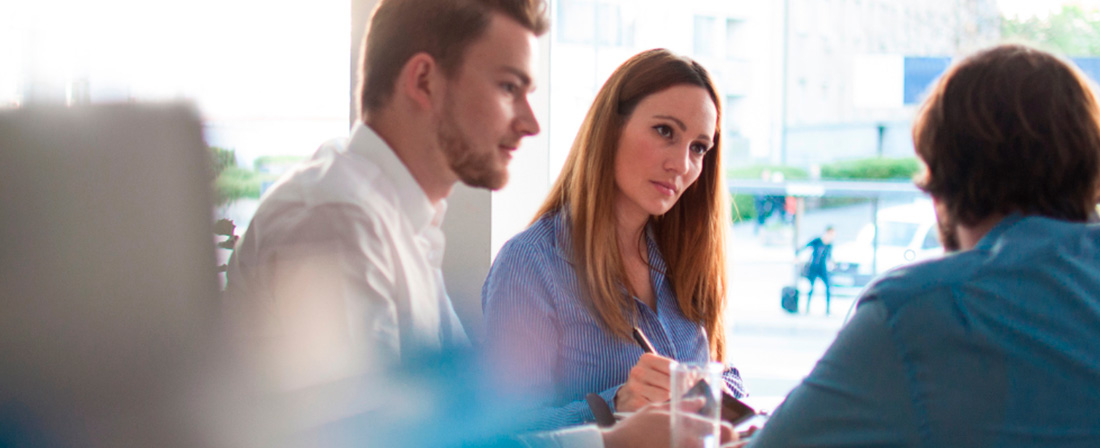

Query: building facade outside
left=782, top=0, right=1000, bottom=167
left=547, top=0, right=1003, bottom=172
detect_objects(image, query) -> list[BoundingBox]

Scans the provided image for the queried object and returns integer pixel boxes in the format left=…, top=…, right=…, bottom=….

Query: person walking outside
left=798, top=226, right=835, bottom=315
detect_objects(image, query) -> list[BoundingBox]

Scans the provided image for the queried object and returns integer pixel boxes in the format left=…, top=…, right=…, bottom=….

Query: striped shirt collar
left=548, top=210, right=670, bottom=293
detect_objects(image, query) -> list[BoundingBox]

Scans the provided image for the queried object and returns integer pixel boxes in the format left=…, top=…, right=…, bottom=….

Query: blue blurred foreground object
left=292, top=349, right=531, bottom=448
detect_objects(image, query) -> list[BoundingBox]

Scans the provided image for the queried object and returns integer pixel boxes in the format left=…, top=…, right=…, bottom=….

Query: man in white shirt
left=228, top=0, right=544, bottom=371
left=225, top=1, right=704, bottom=447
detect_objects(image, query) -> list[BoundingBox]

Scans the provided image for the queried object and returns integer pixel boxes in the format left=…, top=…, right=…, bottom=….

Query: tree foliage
left=208, top=146, right=278, bottom=205
left=209, top=146, right=237, bottom=179
left=820, top=157, right=920, bottom=181
left=1002, top=5, right=1100, bottom=56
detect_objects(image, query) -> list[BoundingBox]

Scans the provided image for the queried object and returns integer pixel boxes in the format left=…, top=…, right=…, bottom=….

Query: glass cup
left=670, top=361, right=723, bottom=448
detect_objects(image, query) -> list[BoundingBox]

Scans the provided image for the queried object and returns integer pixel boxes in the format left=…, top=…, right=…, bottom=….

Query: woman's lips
left=652, top=181, right=675, bottom=196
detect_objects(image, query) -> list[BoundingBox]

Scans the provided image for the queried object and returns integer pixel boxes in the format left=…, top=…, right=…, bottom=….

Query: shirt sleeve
left=722, top=364, right=748, bottom=398
left=261, top=204, right=403, bottom=369
left=481, top=239, right=611, bottom=431
left=747, top=300, right=920, bottom=447
left=515, top=425, right=605, bottom=448
left=796, top=238, right=816, bottom=255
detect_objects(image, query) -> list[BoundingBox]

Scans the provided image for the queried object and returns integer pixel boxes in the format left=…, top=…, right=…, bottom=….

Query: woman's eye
left=500, top=82, right=517, bottom=94
left=654, top=125, right=673, bottom=138
left=691, top=143, right=710, bottom=155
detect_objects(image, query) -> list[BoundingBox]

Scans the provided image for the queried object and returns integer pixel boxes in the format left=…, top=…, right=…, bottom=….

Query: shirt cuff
left=517, top=424, right=604, bottom=448
left=599, top=385, right=621, bottom=414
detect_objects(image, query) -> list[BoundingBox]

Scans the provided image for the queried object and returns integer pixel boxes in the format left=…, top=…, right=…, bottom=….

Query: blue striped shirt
left=481, top=211, right=745, bottom=431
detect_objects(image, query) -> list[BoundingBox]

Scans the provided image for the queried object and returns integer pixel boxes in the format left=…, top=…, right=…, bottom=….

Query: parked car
left=829, top=199, right=943, bottom=288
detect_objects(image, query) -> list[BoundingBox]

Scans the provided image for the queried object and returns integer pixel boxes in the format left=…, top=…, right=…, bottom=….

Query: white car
left=830, top=199, right=944, bottom=288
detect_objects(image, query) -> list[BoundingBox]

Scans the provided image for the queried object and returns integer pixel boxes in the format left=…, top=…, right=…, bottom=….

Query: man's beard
left=936, top=209, right=962, bottom=252
left=437, top=103, right=508, bottom=191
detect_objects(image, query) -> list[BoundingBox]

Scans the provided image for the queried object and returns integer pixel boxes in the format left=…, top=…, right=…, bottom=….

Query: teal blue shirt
left=752, top=214, right=1100, bottom=447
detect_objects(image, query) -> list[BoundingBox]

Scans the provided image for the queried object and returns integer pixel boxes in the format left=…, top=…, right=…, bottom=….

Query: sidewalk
left=722, top=221, right=861, bottom=408
left=727, top=223, right=857, bottom=334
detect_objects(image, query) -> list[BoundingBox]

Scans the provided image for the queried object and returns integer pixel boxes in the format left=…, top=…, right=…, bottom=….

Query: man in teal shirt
left=751, top=44, right=1100, bottom=447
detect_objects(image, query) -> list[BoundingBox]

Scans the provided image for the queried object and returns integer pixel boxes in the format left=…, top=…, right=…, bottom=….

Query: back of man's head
left=913, top=44, right=1100, bottom=226
left=357, top=0, right=549, bottom=118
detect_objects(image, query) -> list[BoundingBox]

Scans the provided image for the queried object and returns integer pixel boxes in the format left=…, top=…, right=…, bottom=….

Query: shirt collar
left=345, top=123, right=444, bottom=233
left=552, top=211, right=575, bottom=263
left=972, top=212, right=1025, bottom=252
left=643, top=226, right=668, bottom=275
left=551, top=210, right=669, bottom=278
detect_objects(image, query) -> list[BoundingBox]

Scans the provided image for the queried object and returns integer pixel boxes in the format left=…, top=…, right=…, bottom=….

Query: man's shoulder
left=257, top=149, right=402, bottom=221
left=859, top=215, right=1100, bottom=312
left=241, top=167, right=406, bottom=260
left=858, top=250, right=981, bottom=310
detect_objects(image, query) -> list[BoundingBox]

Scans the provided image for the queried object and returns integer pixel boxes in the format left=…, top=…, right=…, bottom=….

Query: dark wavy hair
left=912, top=44, right=1100, bottom=225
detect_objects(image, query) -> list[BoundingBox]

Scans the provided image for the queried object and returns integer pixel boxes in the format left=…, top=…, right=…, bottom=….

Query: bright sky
left=998, top=0, right=1100, bottom=19
left=5, top=0, right=1099, bottom=116
left=1, top=0, right=350, bottom=120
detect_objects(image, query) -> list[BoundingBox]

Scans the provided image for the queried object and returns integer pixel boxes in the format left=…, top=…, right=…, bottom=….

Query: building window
left=726, top=18, right=748, bottom=60
left=558, top=0, right=634, bottom=47
left=694, top=15, right=717, bottom=57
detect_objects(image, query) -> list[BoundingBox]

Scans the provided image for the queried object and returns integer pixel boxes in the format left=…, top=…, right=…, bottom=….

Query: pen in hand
left=634, top=326, right=723, bottom=417
left=632, top=326, right=657, bottom=354
left=619, top=326, right=671, bottom=412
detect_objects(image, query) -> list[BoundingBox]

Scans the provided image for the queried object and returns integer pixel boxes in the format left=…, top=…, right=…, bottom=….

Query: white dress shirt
left=226, top=124, right=603, bottom=447
left=226, top=124, right=467, bottom=378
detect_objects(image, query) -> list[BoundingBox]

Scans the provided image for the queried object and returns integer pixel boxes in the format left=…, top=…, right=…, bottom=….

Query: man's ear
left=396, top=52, right=442, bottom=112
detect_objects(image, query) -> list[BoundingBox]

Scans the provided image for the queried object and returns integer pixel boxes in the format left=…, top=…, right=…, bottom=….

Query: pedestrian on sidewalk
left=797, top=225, right=835, bottom=314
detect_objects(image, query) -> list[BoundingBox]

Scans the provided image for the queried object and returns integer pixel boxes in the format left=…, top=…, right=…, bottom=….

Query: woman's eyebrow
left=653, top=114, right=686, bottom=131
left=654, top=114, right=713, bottom=142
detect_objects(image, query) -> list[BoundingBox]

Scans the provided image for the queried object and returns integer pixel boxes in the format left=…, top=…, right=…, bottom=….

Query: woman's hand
left=614, top=353, right=673, bottom=412
left=602, top=400, right=747, bottom=448
left=602, top=402, right=673, bottom=448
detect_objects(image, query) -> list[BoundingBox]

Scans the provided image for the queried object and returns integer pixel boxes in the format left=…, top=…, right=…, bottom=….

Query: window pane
left=3, top=0, right=351, bottom=288
left=694, top=15, right=716, bottom=57
left=4, top=0, right=349, bottom=214
left=549, top=0, right=1083, bottom=412
left=877, top=222, right=919, bottom=247
left=922, top=226, right=942, bottom=249
left=558, top=0, right=596, bottom=44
